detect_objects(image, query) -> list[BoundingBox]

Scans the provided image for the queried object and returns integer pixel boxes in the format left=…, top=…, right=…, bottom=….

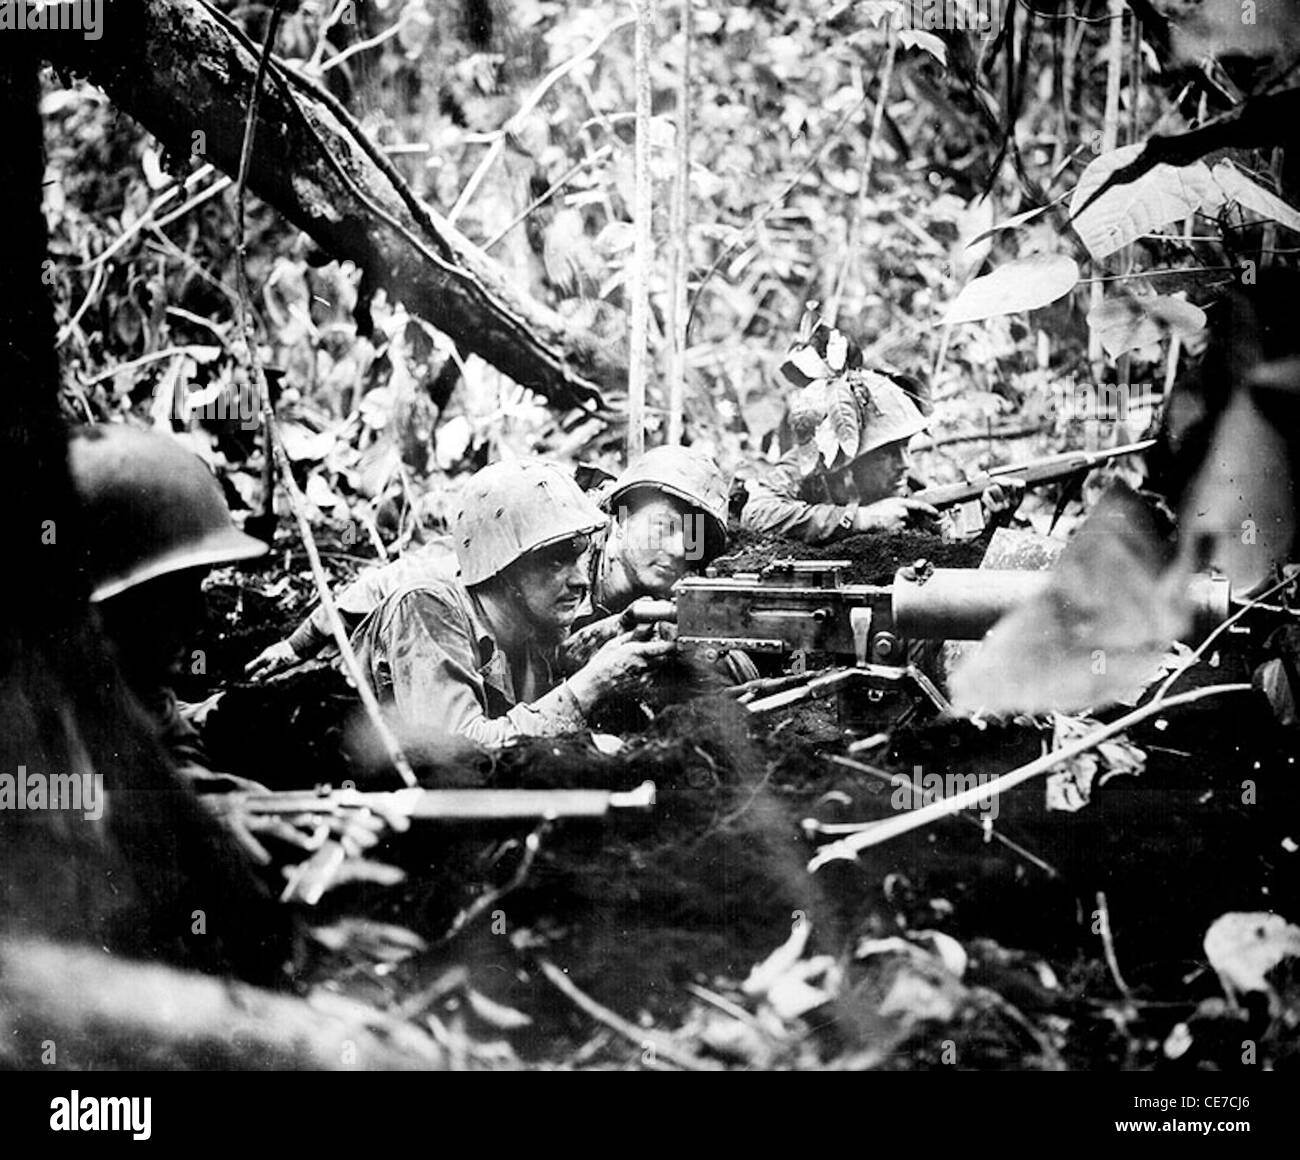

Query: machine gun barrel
left=912, top=439, right=1156, bottom=510
left=633, top=558, right=1233, bottom=669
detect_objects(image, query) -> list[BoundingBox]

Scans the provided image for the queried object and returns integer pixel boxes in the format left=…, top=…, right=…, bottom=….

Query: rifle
left=230, top=782, right=656, bottom=822
left=912, top=439, right=1156, bottom=513
left=224, top=783, right=656, bottom=905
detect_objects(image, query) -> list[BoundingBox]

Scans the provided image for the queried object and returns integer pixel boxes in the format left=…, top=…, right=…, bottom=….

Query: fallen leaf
left=1203, top=912, right=1300, bottom=1006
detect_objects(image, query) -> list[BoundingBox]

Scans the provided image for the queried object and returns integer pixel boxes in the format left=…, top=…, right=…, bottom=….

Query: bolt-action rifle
left=911, top=439, right=1156, bottom=511
left=224, top=783, right=656, bottom=905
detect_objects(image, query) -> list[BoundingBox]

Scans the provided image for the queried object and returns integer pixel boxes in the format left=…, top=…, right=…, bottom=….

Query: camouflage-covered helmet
left=788, top=370, right=929, bottom=477
left=605, top=445, right=729, bottom=561
left=454, top=459, right=606, bottom=586
left=68, top=424, right=268, bottom=603
left=847, top=374, right=929, bottom=464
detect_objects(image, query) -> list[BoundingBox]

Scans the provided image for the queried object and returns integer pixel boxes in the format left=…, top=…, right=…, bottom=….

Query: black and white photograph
left=0, top=0, right=1296, bottom=1115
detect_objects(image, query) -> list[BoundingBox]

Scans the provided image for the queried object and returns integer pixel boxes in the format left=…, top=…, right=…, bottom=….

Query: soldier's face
left=96, top=569, right=207, bottom=690
left=848, top=440, right=912, bottom=503
left=509, top=536, right=591, bottom=637
left=613, top=493, right=695, bottom=597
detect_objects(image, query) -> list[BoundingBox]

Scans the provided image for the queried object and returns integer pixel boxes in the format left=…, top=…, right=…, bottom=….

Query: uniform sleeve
left=740, top=455, right=858, bottom=545
left=365, top=590, right=586, bottom=748
left=287, top=608, right=331, bottom=655
left=288, top=560, right=413, bottom=655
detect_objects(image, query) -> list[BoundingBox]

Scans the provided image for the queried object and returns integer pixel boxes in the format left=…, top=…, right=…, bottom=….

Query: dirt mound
left=715, top=528, right=986, bottom=583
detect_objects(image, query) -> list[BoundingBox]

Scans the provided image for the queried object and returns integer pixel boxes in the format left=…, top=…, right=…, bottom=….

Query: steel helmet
left=816, top=370, right=929, bottom=476
left=68, top=424, right=269, bottom=602
left=454, top=459, right=606, bottom=586
left=605, top=445, right=729, bottom=560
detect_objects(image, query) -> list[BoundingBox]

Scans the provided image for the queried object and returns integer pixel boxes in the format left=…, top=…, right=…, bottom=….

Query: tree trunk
left=0, top=29, right=293, bottom=988
left=42, top=0, right=614, bottom=411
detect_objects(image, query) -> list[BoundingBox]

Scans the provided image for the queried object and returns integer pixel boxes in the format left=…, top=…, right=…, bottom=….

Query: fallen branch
left=230, top=1, right=416, bottom=791
left=808, top=683, right=1253, bottom=870
left=44, top=0, right=612, bottom=408
left=441, top=820, right=551, bottom=944
left=1095, top=890, right=1133, bottom=1001
left=536, top=957, right=721, bottom=1071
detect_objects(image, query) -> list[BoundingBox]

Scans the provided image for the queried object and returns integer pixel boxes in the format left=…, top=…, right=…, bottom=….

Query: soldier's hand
left=854, top=497, right=941, bottom=533
left=200, top=796, right=388, bottom=867
left=556, top=613, right=624, bottom=674
left=566, top=627, right=676, bottom=713
left=980, top=477, right=1025, bottom=528
left=244, top=639, right=301, bottom=681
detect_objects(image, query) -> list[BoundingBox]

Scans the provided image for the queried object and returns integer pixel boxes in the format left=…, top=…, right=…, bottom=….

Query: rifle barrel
left=234, top=783, right=657, bottom=822
left=914, top=438, right=1156, bottom=509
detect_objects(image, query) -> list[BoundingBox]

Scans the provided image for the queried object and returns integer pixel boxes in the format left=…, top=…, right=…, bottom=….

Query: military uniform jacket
left=349, top=578, right=587, bottom=748
left=740, top=448, right=861, bottom=544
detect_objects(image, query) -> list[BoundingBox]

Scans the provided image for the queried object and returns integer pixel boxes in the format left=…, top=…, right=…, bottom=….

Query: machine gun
left=627, top=558, right=1235, bottom=717
left=217, top=783, right=656, bottom=905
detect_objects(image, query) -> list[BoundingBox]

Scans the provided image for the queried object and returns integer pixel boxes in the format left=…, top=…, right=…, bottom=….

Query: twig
left=536, top=958, right=719, bottom=1071
left=1095, top=890, right=1133, bottom=1000
left=75, top=167, right=201, bottom=270
left=441, top=820, right=551, bottom=944
left=306, top=0, right=352, bottom=73
left=627, top=0, right=655, bottom=462
left=821, top=754, right=1060, bottom=876
left=1087, top=0, right=1126, bottom=381
left=80, top=345, right=204, bottom=385
left=716, top=761, right=775, bottom=829
left=665, top=0, right=693, bottom=446
left=229, top=0, right=417, bottom=790
left=1153, top=569, right=1296, bottom=702
left=317, top=11, right=411, bottom=75
left=55, top=261, right=105, bottom=347
left=153, top=174, right=232, bottom=230
left=482, top=145, right=613, bottom=251
left=1075, top=266, right=1236, bottom=285
left=447, top=16, right=636, bottom=225
left=685, top=89, right=871, bottom=342
left=145, top=229, right=243, bottom=309
left=828, top=23, right=898, bottom=324
left=684, top=982, right=767, bottom=1031
left=205, top=0, right=606, bottom=407
left=808, top=683, right=1252, bottom=870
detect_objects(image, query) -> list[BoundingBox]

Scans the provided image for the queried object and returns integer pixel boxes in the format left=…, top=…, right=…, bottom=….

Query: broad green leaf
left=1087, top=294, right=1206, bottom=358
left=814, top=415, right=841, bottom=469
left=1071, top=146, right=1222, bottom=262
left=828, top=380, right=861, bottom=458
left=943, top=254, right=1079, bottom=324
left=1212, top=160, right=1300, bottom=235
left=897, top=30, right=946, bottom=65
left=964, top=198, right=1062, bottom=249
